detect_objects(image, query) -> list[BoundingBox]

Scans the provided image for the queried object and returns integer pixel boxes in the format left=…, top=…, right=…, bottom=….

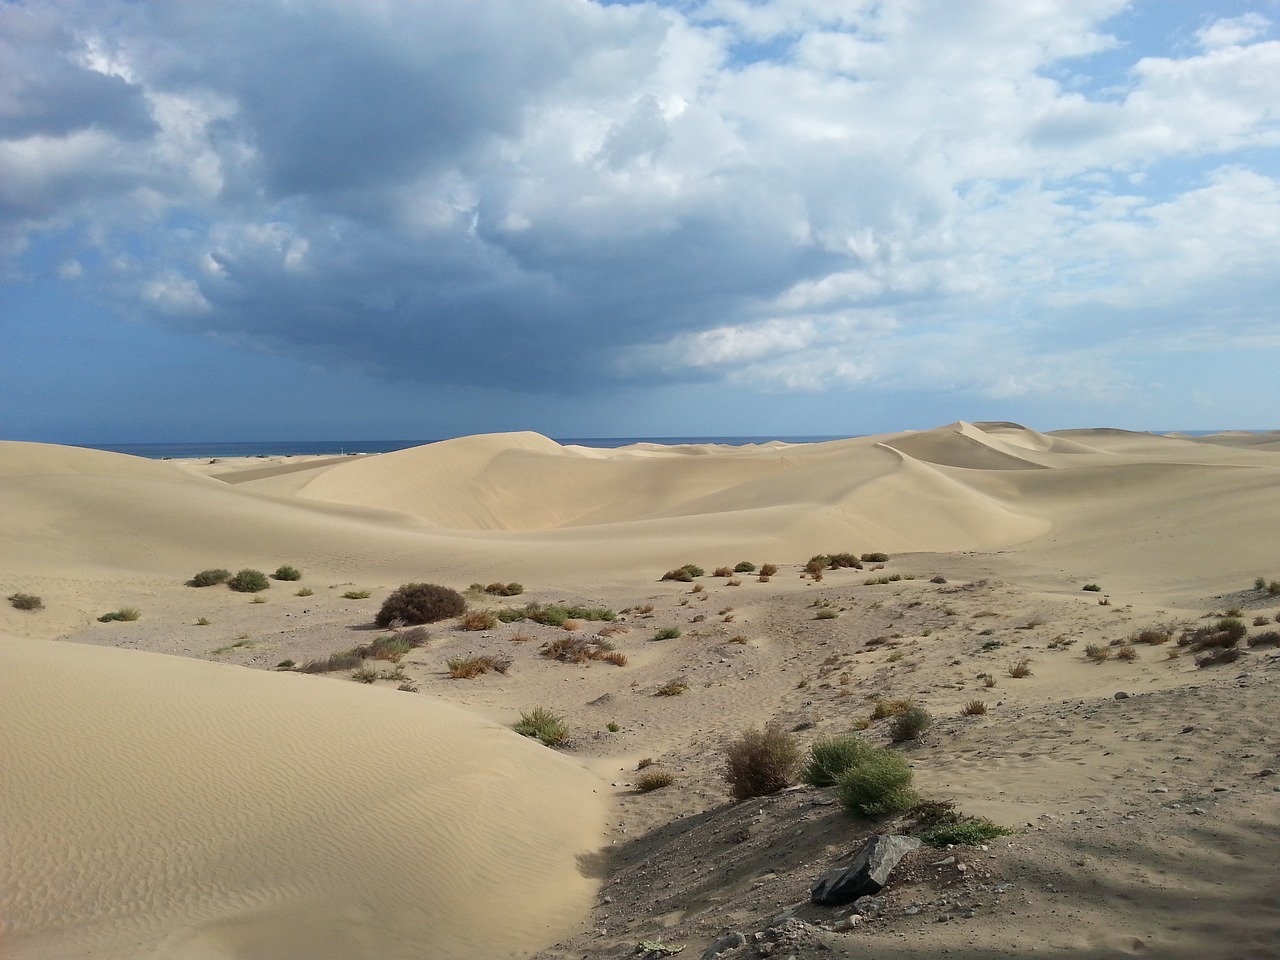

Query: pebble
left=1151, top=787, right=1169, bottom=793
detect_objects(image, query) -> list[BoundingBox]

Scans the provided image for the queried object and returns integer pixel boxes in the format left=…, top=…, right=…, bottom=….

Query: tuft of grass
left=276, top=659, right=295, bottom=670
left=834, top=747, right=917, bottom=816
left=636, top=770, right=675, bottom=792
left=1247, top=630, right=1280, bottom=648
left=1196, top=647, right=1242, bottom=668
left=514, top=707, right=569, bottom=746
left=637, top=757, right=654, bottom=770
left=1007, top=657, right=1033, bottom=678
left=982, top=675, right=997, bottom=688
left=195, top=617, right=211, bottom=626
left=446, top=654, right=512, bottom=679
left=861, top=552, right=890, bottom=563
left=189, top=569, right=230, bottom=587
left=343, top=590, right=373, bottom=600
left=1085, top=643, right=1112, bottom=662
left=803, top=735, right=874, bottom=787
left=1131, top=627, right=1171, bottom=645
left=355, top=633, right=424, bottom=662
left=295, top=586, right=314, bottom=597
left=890, top=706, right=933, bottom=742
left=653, top=626, right=682, bottom=640
left=483, top=581, right=525, bottom=596
left=661, top=563, right=704, bottom=582
left=917, top=818, right=1014, bottom=846
left=655, top=681, right=689, bottom=697
left=459, top=610, right=498, bottom=631
left=209, top=638, right=255, bottom=655
left=297, top=651, right=363, bottom=674
left=961, top=699, right=987, bottom=716
left=250, top=595, right=268, bottom=604
left=723, top=725, right=801, bottom=800
left=227, top=569, right=270, bottom=593
left=272, top=565, right=302, bottom=581
left=713, top=566, right=734, bottom=578
left=351, top=666, right=380, bottom=683
left=815, top=608, right=839, bottom=620
left=98, top=607, right=141, bottom=622
left=606, top=721, right=621, bottom=732
left=870, top=697, right=912, bottom=720
left=1253, top=615, right=1271, bottom=627
left=7, top=592, right=43, bottom=611
left=1114, top=644, right=1138, bottom=661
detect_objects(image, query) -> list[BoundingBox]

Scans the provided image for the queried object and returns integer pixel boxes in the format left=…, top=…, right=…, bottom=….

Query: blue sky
left=2, top=0, right=1278, bottom=443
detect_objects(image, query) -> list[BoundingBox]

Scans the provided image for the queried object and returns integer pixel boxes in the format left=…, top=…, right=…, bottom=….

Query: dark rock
left=811, top=835, right=922, bottom=905
left=1114, top=691, right=1130, bottom=699
left=702, top=931, right=746, bottom=959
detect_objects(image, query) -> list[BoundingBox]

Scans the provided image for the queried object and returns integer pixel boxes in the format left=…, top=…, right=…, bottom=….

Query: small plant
left=273, top=565, right=302, bottom=581
left=834, top=748, right=916, bottom=816
left=890, top=706, right=933, bottom=742
left=483, top=581, right=524, bottom=596
left=375, top=583, right=466, bottom=626
left=637, top=757, right=654, bottom=770
left=446, top=654, right=512, bottom=679
left=398, top=682, right=419, bottom=693
left=601, top=651, right=628, bottom=666
left=276, top=659, right=295, bottom=669
left=354, top=633, right=425, bottom=662
left=296, top=586, right=314, bottom=597
left=1196, top=647, right=1242, bottom=668
left=917, top=817, right=1013, bottom=846
left=250, top=594, right=267, bottom=604
left=1269, top=581, right=1280, bottom=596
left=661, top=563, right=704, bottom=582
left=352, top=666, right=380, bottom=683
left=7, top=592, right=43, bottom=611
left=514, top=707, right=569, bottom=746
left=803, top=735, right=874, bottom=787
left=723, top=725, right=801, bottom=800
left=759, top=563, right=778, bottom=577
left=1131, top=628, right=1171, bottom=645
left=734, top=561, right=756, bottom=573
left=870, top=698, right=912, bottom=720
left=98, top=607, right=141, bottom=622
left=209, top=638, right=255, bottom=655
left=227, top=569, right=270, bottom=593
left=1082, top=583, right=1101, bottom=592
left=636, top=770, right=675, bottom=792
left=297, top=651, right=364, bottom=673
left=689, top=583, right=705, bottom=594
left=982, top=675, right=997, bottom=688
left=1225, top=606, right=1243, bottom=617
left=606, top=721, right=621, bottom=732
left=1114, top=644, right=1138, bottom=661
left=189, top=569, right=230, bottom=587
left=713, top=566, right=734, bottom=578
left=343, top=590, right=373, bottom=600
left=195, top=617, right=211, bottom=626
left=459, top=610, right=498, bottom=631
left=655, top=681, right=689, bottom=696
left=1085, top=643, right=1111, bottom=662
left=1247, top=630, right=1280, bottom=648
left=861, top=552, right=890, bottom=563
left=1007, top=657, right=1032, bottom=678
left=960, top=699, right=987, bottom=716
left=653, top=626, right=682, bottom=640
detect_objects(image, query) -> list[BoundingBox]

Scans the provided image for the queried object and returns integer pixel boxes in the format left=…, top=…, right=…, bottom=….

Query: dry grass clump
left=713, top=566, right=734, bottom=578
left=446, top=654, right=512, bottom=679
left=636, top=770, right=675, bottom=792
left=1114, top=644, right=1139, bottom=661
left=376, top=583, right=466, bottom=626
left=1007, top=657, right=1033, bottom=678
left=890, top=706, right=933, bottom=742
left=1179, top=618, right=1247, bottom=652
left=1252, top=615, right=1271, bottom=627
left=343, top=590, right=373, bottom=599
left=1131, top=627, right=1172, bottom=645
left=1247, top=630, right=1280, bottom=648
left=482, top=581, right=524, bottom=596
left=723, top=725, right=800, bottom=800
left=960, top=699, right=987, bottom=716
left=1085, top=643, right=1112, bottom=662
left=459, top=610, right=498, bottom=631
left=297, top=651, right=364, bottom=674
left=655, top=681, right=689, bottom=697
left=540, top=635, right=626, bottom=666
left=759, top=563, right=778, bottom=578
left=653, top=626, right=682, bottom=640
left=7, top=592, right=43, bottom=611
left=728, top=634, right=749, bottom=644
left=870, top=697, right=913, bottom=720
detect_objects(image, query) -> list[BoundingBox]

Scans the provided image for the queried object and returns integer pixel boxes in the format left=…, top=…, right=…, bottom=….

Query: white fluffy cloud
left=2, top=0, right=1279, bottom=409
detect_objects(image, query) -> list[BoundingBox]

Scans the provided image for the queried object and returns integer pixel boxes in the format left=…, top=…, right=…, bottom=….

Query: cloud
left=2, top=0, right=1279, bottom=413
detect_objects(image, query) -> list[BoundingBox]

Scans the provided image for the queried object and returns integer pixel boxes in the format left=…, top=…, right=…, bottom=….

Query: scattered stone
left=829, top=916, right=861, bottom=931
left=1151, top=787, right=1169, bottom=794
left=702, top=932, right=746, bottom=959
left=811, top=835, right=923, bottom=906
left=1114, top=691, right=1130, bottom=699
left=1180, top=726, right=1196, bottom=734
left=852, top=896, right=888, bottom=916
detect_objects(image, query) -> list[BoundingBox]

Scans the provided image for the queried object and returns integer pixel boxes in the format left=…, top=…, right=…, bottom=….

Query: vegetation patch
left=655, top=681, right=689, bottom=697
left=723, top=725, right=800, bottom=800
left=907, top=800, right=1014, bottom=846
left=514, top=707, right=569, bottom=746
left=98, top=607, right=141, bottom=622
left=1007, top=657, right=1033, bottom=678
left=343, top=590, right=373, bottom=600
left=297, top=651, right=364, bottom=674
left=960, top=700, right=987, bottom=716
left=734, top=561, right=757, bottom=573
left=870, top=698, right=913, bottom=720
left=227, top=569, right=270, bottom=593
left=498, top=602, right=616, bottom=626
left=636, top=770, right=675, bottom=792
left=7, top=592, right=43, bottom=611
left=376, top=583, right=466, bottom=626
left=189, top=569, right=231, bottom=587
left=661, top=563, right=705, bottom=582
left=890, top=706, right=933, bottom=742
left=459, top=610, right=499, bottom=631
left=354, top=633, right=425, bottom=662
left=834, top=747, right=917, bottom=817
left=803, top=735, right=875, bottom=787
left=272, top=565, right=302, bottom=581
left=446, top=654, right=512, bottom=679
left=540, top=635, right=627, bottom=666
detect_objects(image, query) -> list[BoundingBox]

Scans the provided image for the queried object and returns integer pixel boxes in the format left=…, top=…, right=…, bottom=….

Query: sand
left=2, top=421, right=1278, bottom=960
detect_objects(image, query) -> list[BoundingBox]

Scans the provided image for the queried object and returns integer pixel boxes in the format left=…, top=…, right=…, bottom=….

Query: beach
left=2, top=421, right=1279, bottom=959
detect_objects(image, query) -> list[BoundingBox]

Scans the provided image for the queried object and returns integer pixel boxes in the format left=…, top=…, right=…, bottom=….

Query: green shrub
left=272, top=565, right=302, bottom=581
left=861, top=552, right=890, bottom=563
left=297, top=651, right=364, bottom=673
left=1216, top=617, right=1248, bottom=642
left=375, top=583, right=466, bottom=627
left=1082, top=583, right=1101, bottom=592
left=654, top=626, right=682, bottom=640
left=354, top=634, right=422, bottom=662
left=7, top=592, right=43, bottom=611
left=835, top=748, right=917, bottom=816
left=723, top=725, right=800, bottom=800
left=803, top=735, right=875, bottom=787
left=917, top=818, right=1013, bottom=846
left=497, top=602, right=616, bottom=626
left=98, top=607, right=141, bottom=622
left=447, top=654, right=512, bottom=678
left=636, top=770, right=675, bottom=792
left=484, top=581, right=524, bottom=596
left=661, top=563, right=704, bottom=582
left=514, top=707, right=569, bottom=746
left=296, top=587, right=314, bottom=597
left=890, top=706, right=933, bottom=742
left=734, top=561, right=757, bottom=573
left=342, top=590, right=372, bottom=599
left=227, top=569, right=270, bottom=593
left=870, top=698, right=912, bottom=720
left=189, top=569, right=230, bottom=587
left=352, top=666, right=380, bottom=683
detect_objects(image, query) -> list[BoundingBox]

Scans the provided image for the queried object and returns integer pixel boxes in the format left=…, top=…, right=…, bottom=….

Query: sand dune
left=0, top=637, right=601, bottom=960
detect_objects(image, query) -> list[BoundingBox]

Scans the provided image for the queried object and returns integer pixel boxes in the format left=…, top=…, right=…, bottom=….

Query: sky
left=1, top=0, right=1278, bottom=444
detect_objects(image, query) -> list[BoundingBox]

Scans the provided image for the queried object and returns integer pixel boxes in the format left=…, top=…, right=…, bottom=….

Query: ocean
left=81, top=436, right=859, bottom=460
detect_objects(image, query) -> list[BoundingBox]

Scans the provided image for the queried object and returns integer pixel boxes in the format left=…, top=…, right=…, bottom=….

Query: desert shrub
left=297, top=651, right=363, bottom=673
left=514, top=707, right=568, bottom=746
left=446, top=654, right=512, bottom=679
left=459, top=610, right=498, bottom=631
left=759, top=563, right=779, bottom=577
left=961, top=700, right=987, bottom=716
left=227, top=569, right=270, bottom=593
left=296, top=587, right=314, bottom=597
left=1247, top=630, right=1280, bottom=648
left=982, top=675, right=997, bottom=688
left=637, top=757, right=654, bottom=770
left=917, top=818, right=1014, bottom=846
left=890, top=706, right=933, bottom=742
left=654, top=626, right=682, bottom=640
left=602, top=651, right=628, bottom=666
left=541, top=636, right=602, bottom=664
left=1196, top=647, right=1242, bottom=668
left=803, top=557, right=826, bottom=580
left=1131, top=628, right=1171, bottom=645
left=98, top=607, right=141, bottom=622
left=834, top=748, right=917, bottom=816
left=376, top=583, right=466, bottom=627
left=354, top=633, right=423, bottom=662
left=1007, top=657, right=1032, bottom=678
left=1216, top=617, right=1248, bottom=641
left=272, top=565, right=302, bottom=581
left=501, top=602, right=616, bottom=626
left=1269, top=581, right=1280, bottom=596
left=636, top=770, right=675, bottom=792
left=1082, top=583, right=1102, bottom=592
left=7, top=592, right=43, bottom=611
left=655, top=681, right=689, bottom=696
left=1085, top=643, right=1111, bottom=662
left=723, top=725, right=801, bottom=800
left=815, top=609, right=838, bottom=620
left=343, top=590, right=372, bottom=600
left=713, top=566, right=734, bottom=578
left=871, top=698, right=912, bottom=720
left=734, top=561, right=757, bottom=573
left=1114, top=644, right=1138, bottom=661
left=482, top=581, right=524, bottom=596
left=661, top=563, right=704, bottom=582
left=189, top=569, right=230, bottom=587
left=351, top=666, right=380, bottom=683
left=803, top=735, right=874, bottom=787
